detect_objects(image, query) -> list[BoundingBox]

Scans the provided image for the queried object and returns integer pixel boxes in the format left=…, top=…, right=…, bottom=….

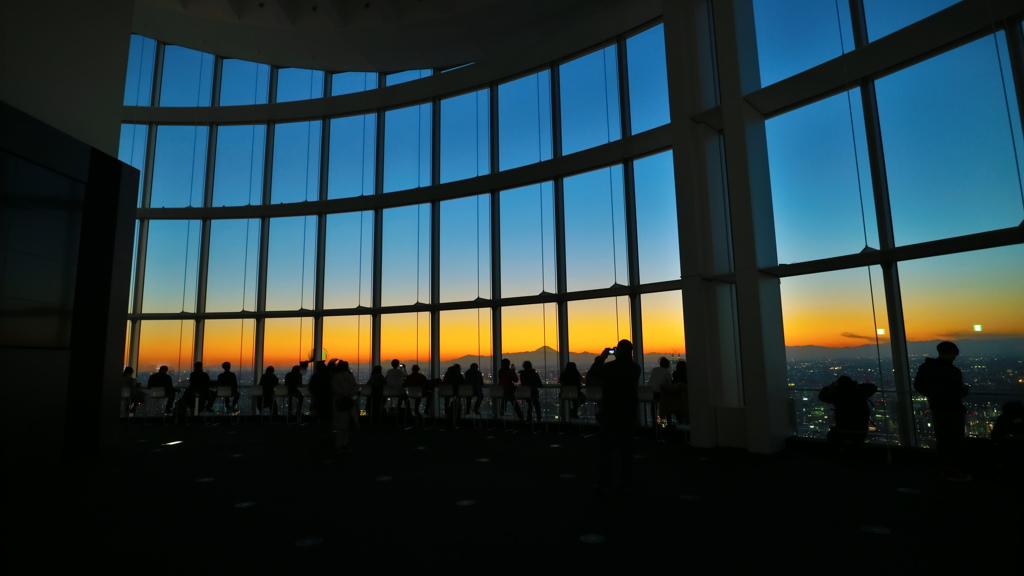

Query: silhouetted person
left=519, top=360, right=542, bottom=422
left=404, top=365, right=429, bottom=416
left=183, top=362, right=212, bottom=415
left=588, top=339, right=642, bottom=494
left=991, top=401, right=1024, bottom=475
left=464, top=362, right=484, bottom=415
left=442, top=364, right=464, bottom=417
left=308, top=360, right=333, bottom=430
left=365, top=365, right=385, bottom=424
left=559, top=362, right=583, bottom=419
left=285, top=365, right=304, bottom=416
left=660, top=360, right=689, bottom=427
left=497, top=358, right=524, bottom=421
left=385, top=359, right=410, bottom=417
left=216, top=362, right=239, bottom=412
left=258, top=366, right=278, bottom=415
left=914, top=341, right=970, bottom=481
left=122, top=366, right=144, bottom=415
left=818, top=375, right=878, bottom=444
left=331, top=360, right=359, bottom=454
left=147, top=365, right=175, bottom=414
left=646, top=357, right=672, bottom=425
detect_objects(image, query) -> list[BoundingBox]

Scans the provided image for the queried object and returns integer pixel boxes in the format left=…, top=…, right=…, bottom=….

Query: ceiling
left=132, top=0, right=622, bottom=72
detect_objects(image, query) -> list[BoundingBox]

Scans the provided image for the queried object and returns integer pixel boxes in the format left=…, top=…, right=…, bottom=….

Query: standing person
left=818, top=375, right=878, bottom=444
left=497, top=358, right=524, bottom=421
left=464, top=362, right=484, bottom=415
left=216, top=362, right=239, bottom=412
left=914, top=341, right=971, bottom=481
left=559, top=362, right=583, bottom=419
left=308, top=361, right=333, bottom=434
left=519, top=360, right=543, bottom=422
left=385, top=359, right=409, bottom=417
left=646, top=357, right=672, bottom=426
left=331, top=360, right=360, bottom=454
left=442, top=364, right=464, bottom=418
left=285, top=365, right=304, bottom=417
left=588, top=339, right=642, bottom=494
left=660, top=360, right=689, bottom=428
left=364, top=365, right=385, bottom=425
left=257, top=366, right=279, bottom=416
left=147, top=365, right=176, bottom=414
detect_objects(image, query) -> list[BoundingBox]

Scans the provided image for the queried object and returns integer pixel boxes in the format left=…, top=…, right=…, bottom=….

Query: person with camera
left=588, top=339, right=642, bottom=494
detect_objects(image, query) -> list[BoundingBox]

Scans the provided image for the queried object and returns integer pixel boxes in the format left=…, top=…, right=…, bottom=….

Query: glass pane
left=626, top=24, right=670, bottom=134
left=440, top=194, right=491, bottom=303
left=220, top=59, right=270, bottom=106
left=440, top=309, right=493, bottom=385
left=266, top=217, right=317, bottom=311
left=151, top=125, right=209, bottom=208
left=640, top=291, right=686, bottom=372
left=141, top=220, right=200, bottom=313
left=117, top=124, right=148, bottom=205
left=263, top=317, right=314, bottom=369
left=276, top=68, right=324, bottom=102
left=331, top=72, right=378, bottom=96
left=863, top=0, right=959, bottom=42
left=564, top=165, right=627, bottom=291
left=559, top=45, right=621, bottom=155
left=137, top=319, right=194, bottom=382
left=206, top=219, right=260, bottom=312
left=500, top=182, right=556, bottom=297
left=385, top=69, right=431, bottom=86
left=159, top=45, right=214, bottom=107
left=634, top=151, right=681, bottom=283
left=780, top=267, right=896, bottom=444
left=440, top=89, right=490, bottom=183
left=328, top=114, right=376, bottom=199
left=212, top=124, right=266, bottom=206
left=501, top=303, right=559, bottom=383
left=765, top=89, right=877, bottom=263
left=900, top=246, right=1024, bottom=436
left=380, top=312, right=432, bottom=376
left=123, top=35, right=156, bottom=106
left=323, top=315, right=373, bottom=382
left=204, top=319, right=256, bottom=386
left=567, top=297, right=631, bottom=362
left=752, top=0, right=854, bottom=87
left=324, top=211, right=374, bottom=310
left=383, top=103, right=432, bottom=192
left=271, top=120, right=322, bottom=203
left=877, top=34, right=1024, bottom=246
left=498, top=71, right=553, bottom=170
left=381, top=204, right=431, bottom=306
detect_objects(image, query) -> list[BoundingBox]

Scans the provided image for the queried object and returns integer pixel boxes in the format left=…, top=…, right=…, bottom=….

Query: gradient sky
left=122, top=15, right=1023, bottom=375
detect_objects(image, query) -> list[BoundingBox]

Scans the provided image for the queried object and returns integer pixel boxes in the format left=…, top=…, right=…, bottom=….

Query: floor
left=9, top=415, right=1021, bottom=575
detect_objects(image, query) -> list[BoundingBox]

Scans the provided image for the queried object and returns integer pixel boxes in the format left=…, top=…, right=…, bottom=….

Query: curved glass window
left=159, top=45, right=214, bottom=107
left=276, top=68, right=324, bottom=102
left=220, top=59, right=270, bottom=106
left=271, top=121, right=321, bottom=204
left=206, top=219, right=260, bottom=313
left=213, top=125, right=266, bottom=206
left=440, top=195, right=491, bottom=303
left=441, top=89, right=490, bottom=184
left=564, top=165, right=627, bottom=291
left=752, top=0, right=854, bottom=88
left=498, top=71, right=552, bottom=171
left=500, top=182, right=556, bottom=297
left=151, top=126, right=208, bottom=208
left=328, top=114, right=376, bottom=199
left=141, top=220, right=200, bottom=313
left=381, top=204, right=431, bottom=306
left=625, top=24, right=670, bottom=134
left=559, top=45, right=621, bottom=155
left=384, top=103, right=432, bottom=192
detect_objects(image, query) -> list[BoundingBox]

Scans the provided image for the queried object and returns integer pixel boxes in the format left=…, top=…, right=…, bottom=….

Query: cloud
left=840, top=332, right=875, bottom=341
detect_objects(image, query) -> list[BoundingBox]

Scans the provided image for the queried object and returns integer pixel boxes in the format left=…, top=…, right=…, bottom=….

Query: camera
left=607, top=348, right=616, bottom=355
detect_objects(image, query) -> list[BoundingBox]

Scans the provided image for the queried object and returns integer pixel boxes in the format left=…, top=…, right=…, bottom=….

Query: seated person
left=147, top=365, right=176, bottom=414
left=818, top=375, right=878, bottom=443
left=285, top=365, right=304, bottom=416
left=403, top=365, right=429, bottom=416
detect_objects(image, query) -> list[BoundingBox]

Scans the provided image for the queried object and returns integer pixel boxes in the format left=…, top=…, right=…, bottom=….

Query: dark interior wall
left=1, top=103, right=137, bottom=463
left=0, top=0, right=133, bottom=157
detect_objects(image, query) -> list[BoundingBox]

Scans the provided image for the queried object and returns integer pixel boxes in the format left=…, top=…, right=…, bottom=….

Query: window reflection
left=559, top=45, right=621, bottom=155
left=328, top=114, right=376, bottom=199
left=440, top=195, right=491, bottom=303
left=876, top=33, right=1024, bottom=246
left=382, top=204, right=431, bottom=306
left=564, top=166, right=627, bottom=291
left=151, top=126, right=208, bottom=208
left=325, top=211, right=374, bottom=310
left=213, top=125, right=266, bottom=206
left=206, top=219, right=260, bottom=312
left=271, top=121, right=321, bottom=204
left=266, top=217, right=317, bottom=311
left=500, top=183, right=556, bottom=297
left=766, top=90, right=876, bottom=263
left=141, top=220, right=200, bottom=313
left=625, top=24, right=670, bottom=134
left=384, top=103, right=432, bottom=192
left=498, top=71, right=553, bottom=171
